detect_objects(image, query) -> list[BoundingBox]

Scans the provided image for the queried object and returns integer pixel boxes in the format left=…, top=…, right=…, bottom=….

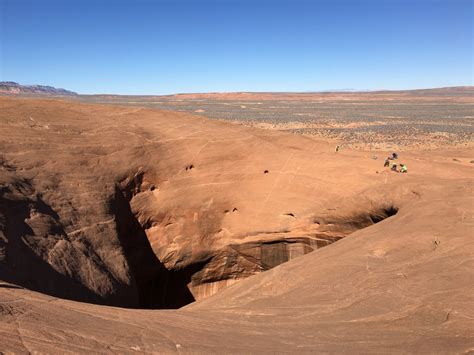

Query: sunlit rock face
left=0, top=96, right=402, bottom=308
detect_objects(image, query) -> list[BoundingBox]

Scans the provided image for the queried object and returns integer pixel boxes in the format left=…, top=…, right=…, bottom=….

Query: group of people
left=384, top=153, right=407, bottom=173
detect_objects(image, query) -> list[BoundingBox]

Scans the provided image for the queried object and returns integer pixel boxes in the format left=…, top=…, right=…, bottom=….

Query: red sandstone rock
left=0, top=96, right=472, bottom=352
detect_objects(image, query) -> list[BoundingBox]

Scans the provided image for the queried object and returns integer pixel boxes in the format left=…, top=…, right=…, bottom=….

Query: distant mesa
left=0, top=81, right=78, bottom=96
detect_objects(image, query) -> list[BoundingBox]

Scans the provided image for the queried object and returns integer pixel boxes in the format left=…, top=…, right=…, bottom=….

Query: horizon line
left=1, top=81, right=473, bottom=96
left=83, top=85, right=473, bottom=96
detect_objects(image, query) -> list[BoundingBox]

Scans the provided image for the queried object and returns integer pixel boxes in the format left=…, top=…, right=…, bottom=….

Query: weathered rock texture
left=0, top=96, right=473, bottom=352
left=0, top=97, right=408, bottom=307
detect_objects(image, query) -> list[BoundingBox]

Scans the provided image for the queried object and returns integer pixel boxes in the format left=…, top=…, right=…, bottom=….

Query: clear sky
left=0, top=0, right=472, bottom=94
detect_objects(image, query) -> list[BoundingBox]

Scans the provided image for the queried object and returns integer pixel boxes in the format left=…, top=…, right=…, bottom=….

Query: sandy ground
left=77, top=87, right=474, bottom=150
left=0, top=95, right=473, bottom=353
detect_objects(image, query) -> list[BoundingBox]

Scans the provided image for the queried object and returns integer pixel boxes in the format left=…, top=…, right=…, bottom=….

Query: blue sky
left=0, top=0, right=472, bottom=94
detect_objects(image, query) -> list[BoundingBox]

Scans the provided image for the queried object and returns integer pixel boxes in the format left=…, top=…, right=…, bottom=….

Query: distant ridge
left=170, top=86, right=474, bottom=96
left=1, top=82, right=471, bottom=97
left=159, top=86, right=474, bottom=101
left=0, top=81, right=78, bottom=96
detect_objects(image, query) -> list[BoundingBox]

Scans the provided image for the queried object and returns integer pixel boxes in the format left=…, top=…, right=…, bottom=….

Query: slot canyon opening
left=112, top=179, right=400, bottom=310
left=111, top=179, right=212, bottom=310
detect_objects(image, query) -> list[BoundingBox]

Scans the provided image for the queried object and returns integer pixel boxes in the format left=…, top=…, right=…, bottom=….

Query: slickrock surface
left=0, top=96, right=472, bottom=353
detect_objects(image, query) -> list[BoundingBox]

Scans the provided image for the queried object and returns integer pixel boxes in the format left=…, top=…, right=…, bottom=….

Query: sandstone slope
left=0, top=96, right=427, bottom=307
left=0, top=172, right=472, bottom=352
left=0, top=96, right=472, bottom=353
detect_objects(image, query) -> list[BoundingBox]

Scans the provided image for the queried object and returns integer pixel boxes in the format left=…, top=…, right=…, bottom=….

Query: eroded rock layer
left=0, top=96, right=458, bottom=308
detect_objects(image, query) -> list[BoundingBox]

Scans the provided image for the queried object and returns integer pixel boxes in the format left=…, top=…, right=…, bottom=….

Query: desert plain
left=0, top=88, right=473, bottom=353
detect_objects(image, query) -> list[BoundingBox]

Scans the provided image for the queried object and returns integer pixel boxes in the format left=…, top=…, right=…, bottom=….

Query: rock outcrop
left=0, top=167, right=472, bottom=353
left=0, top=95, right=473, bottom=353
left=0, top=96, right=463, bottom=309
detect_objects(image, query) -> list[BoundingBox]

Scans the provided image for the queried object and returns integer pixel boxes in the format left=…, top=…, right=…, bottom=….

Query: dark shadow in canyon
left=111, top=185, right=199, bottom=309
left=1, top=174, right=400, bottom=310
left=0, top=185, right=106, bottom=305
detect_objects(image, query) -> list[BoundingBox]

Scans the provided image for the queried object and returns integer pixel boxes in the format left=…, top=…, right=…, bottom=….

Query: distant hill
left=2, top=82, right=471, bottom=98
left=0, top=81, right=78, bottom=96
left=167, top=86, right=474, bottom=100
